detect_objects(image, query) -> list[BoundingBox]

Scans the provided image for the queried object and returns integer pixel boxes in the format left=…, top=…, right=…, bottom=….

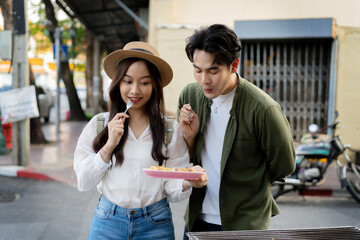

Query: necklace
left=212, top=93, right=232, bottom=113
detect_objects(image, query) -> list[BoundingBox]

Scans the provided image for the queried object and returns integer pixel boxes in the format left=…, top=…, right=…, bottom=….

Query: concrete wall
left=150, top=0, right=360, bottom=28
left=155, top=27, right=195, bottom=116
left=336, top=27, right=360, bottom=150
left=149, top=0, right=360, bottom=149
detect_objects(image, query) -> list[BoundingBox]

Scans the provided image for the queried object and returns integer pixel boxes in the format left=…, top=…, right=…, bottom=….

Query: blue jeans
left=88, top=195, right=175, bottom=240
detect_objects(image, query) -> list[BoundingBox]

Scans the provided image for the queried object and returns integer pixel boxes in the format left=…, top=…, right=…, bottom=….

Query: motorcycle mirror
left=308, top=124, right=319, bottom=133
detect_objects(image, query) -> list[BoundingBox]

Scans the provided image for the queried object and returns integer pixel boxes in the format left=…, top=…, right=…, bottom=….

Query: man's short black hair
left=185, top=24, right=242, bottom=67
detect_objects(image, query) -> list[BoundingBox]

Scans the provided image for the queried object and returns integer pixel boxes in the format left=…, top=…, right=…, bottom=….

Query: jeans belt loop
left=143, top=205, right=148, bottom=217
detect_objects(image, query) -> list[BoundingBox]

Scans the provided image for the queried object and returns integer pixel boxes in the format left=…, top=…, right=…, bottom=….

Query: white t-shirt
left=74, top=112, right=191, bottom=208
left=199, top=87, right=236, bottom=225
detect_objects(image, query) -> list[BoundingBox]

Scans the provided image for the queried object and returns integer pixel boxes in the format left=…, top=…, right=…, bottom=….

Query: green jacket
left=177, top=76, right=296, bottom=231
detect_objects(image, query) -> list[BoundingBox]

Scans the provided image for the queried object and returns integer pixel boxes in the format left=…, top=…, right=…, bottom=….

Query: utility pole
left=11, top=0, right=29, bottom=166
left=54, top=27, right=63, bottom=141
left=93, top=38, right=100, bottom=113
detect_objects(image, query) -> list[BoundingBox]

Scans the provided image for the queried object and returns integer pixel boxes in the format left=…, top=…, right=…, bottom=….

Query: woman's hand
left=182, top=165, right=208, bottom=191
left=100, top=113, right=129, bottom=163
left=106, top=113, right=129, bottom=148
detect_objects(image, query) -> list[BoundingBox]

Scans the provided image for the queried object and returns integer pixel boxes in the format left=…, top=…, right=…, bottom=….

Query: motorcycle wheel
left=271, top=184, right=282, bottom=199
left=346, top=162, right=360, bottom=204
left=271, top=183, right=299, bottom=200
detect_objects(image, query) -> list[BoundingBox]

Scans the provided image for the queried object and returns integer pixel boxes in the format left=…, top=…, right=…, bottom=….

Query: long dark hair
left=92, top=57, right=168, bottom=166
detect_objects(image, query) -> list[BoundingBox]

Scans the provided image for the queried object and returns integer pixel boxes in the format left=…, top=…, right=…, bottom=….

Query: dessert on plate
left=150, top=166, right=198, bottom=172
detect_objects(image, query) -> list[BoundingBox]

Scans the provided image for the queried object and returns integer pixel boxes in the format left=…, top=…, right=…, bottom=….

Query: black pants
left=183, top=218, right=222, bottom=240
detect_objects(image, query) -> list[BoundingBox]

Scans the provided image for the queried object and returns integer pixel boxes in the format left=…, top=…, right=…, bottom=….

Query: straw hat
left=103, top=41, right=173, bottom=87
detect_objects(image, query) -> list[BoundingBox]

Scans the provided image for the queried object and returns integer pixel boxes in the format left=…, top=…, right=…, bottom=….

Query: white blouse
left=74, top=112, right=191, bottom=208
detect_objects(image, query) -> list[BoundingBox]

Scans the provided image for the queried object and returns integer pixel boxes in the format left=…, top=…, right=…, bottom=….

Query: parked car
left=36, top=86, right=55, bottom=123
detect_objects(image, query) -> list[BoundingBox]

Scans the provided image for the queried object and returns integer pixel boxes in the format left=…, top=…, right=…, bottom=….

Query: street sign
left=0, top=30, right=12, bottom=59
left=52, top=44, right=69, bottom=61
left=0, top=85, right=39, bottom=124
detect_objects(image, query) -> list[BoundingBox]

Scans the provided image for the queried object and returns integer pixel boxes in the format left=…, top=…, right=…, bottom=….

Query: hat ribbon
left=130, top=48, right=153, bottom=55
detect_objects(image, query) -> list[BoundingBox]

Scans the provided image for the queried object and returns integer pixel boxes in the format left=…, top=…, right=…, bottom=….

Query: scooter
left=271, top=112, right=360, bottom=203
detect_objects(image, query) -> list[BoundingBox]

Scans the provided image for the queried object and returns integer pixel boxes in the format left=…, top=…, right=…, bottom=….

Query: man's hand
left=179, top=104, right=199, bottom=140
left=179, top=104, right=199, bottom=157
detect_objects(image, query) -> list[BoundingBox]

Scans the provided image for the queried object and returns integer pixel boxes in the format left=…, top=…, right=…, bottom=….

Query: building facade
left=148, top=0, right=360, bottom=151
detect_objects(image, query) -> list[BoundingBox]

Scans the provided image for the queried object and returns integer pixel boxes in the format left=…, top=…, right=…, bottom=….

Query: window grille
left=240, top=40, right=332, bottom=141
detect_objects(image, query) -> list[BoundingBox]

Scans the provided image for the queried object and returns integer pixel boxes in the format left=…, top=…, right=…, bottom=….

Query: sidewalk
left=0, top=120, right=347, bottom=197
left=0, top=121, right=88, bottom=187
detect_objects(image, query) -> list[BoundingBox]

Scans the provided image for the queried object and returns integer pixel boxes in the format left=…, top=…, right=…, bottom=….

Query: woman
left=74, top=41, right=207, bottom=240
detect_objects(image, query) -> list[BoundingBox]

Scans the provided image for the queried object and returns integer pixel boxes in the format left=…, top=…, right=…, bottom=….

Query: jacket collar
left=229, top=73, right=242, bottom=117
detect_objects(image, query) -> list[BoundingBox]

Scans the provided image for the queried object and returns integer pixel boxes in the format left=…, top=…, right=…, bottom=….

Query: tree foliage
left=40, top=0, right=88, bottom=121
left=28, top=0, right=87, bottom=59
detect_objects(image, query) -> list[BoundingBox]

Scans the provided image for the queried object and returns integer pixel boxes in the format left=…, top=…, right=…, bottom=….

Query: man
left=178, top=24, right=296, bottom=237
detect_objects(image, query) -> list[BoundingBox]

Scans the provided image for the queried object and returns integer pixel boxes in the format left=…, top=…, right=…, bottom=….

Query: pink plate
left=142, top=168, right=204, bottom=180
